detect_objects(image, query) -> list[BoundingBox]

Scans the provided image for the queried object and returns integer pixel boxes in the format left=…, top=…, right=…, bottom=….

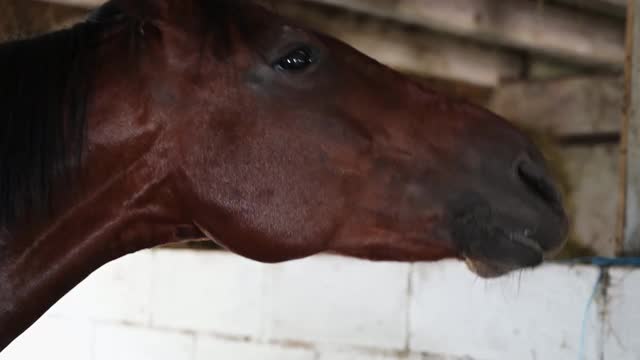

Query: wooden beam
left=561, top=144, right=619, bottom=257
left=35, top=0, right=101, bottom=8
left=564, top=0, right=627, bottom=9
left=489, top=76, right=623, bottom=137
left=618, top=0, right=640, bottom=255
left=554, top=0, right=627, bottom=17
left=1, top=0, right=86, bottom=39
left=606, top=0, right=629, bottom=6
left=603, top=0, right=630, bottom=6
left=526, top=58, right=585, bottom=80
left=305, top=0, right=625, bottom=68
left=36, top=0, right=626, bottom=68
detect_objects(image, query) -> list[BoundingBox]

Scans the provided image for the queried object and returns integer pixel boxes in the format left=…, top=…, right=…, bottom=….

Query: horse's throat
left=0, top=164, right=182, bottom=352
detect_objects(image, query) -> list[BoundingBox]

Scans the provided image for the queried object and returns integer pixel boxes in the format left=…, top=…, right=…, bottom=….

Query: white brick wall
left=604, top=268, right=640, bottom=360
left=316, top=349, right=421, bottom=360
left=0, top=249, right=636, bottom=360
left=0, top=316, right=94, bottom=360
left=266, top=257, right=410, bottom=349
left=94, top=325, right=194, bottom=360
left=149, top=251, right=264, bottom=337
left=195, top=338, right=315, bottom=360
left=410, top=262, right=602, bottom=360
left=48, top=250, right=154, bottom=324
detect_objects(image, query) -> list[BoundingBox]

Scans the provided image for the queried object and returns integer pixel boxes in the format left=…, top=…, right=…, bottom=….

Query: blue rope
left=552, top=257, right=640, bottom=359
left=554, top=256, right=640, bottom=267
left=549, top=257, right=640, bottom=359
left=578, top=271, right=605, bottom=360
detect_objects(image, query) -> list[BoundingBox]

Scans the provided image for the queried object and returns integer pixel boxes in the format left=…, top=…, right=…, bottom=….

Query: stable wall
left=0, top=249, right=637, bottom=360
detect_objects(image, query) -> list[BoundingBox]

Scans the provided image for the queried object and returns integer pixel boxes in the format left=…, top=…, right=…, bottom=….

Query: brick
left=94, top=324, right=194, bottom=360
left=0, top=316, right=93, bottom=360
left=48, top=250, right=153, bottom=325
left=422, top=354, right=475, bottom=360
left=561, top=145, right=619, bottom=256
left=316, top=348, right=466, bottom=360
left=317, top=348, right=422, bottom=360
left=604, top=268, right=640, bottom=360
left=266, top=255, right=410, bottom=349
left=149, top=249, right=264, bottom=337
left=195, top=337, right=315, bottom=360
left=409, top=261, right=602, bottom=360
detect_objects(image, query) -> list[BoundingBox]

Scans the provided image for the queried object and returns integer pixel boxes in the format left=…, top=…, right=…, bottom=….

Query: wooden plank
left=409, top=76, right=493, bottom=106
left=0, top=0, right=86, bottom=39
left=602, top=0, right=629, bottom=7
left=527, top=58, right=585, bottom=80
left=618, top=0, right=640, bottom=255
left=36, top=0, right=626, bottom=67
left=271, top=1, right=523, bottom=87
left=304, top=0, right=625, bottom=68
left=489, top=76, right=623, bottom=137
left=560, top=144, right=619, bottom=257
left=35, top=0, right=101, bottom=8
left=554, top=0, right=627, bottom=17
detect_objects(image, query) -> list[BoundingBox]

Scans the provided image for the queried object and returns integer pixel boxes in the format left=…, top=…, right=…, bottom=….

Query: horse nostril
left=516, top=158, right=562, bottom=209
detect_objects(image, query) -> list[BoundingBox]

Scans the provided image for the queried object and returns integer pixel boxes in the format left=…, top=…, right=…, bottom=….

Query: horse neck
left=0, top=92, right=190, bottom=353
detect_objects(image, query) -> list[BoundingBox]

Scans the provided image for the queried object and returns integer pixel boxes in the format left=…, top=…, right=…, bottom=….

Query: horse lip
left=449, top=196, right=562, bottom=278
left=510, top=232, right=543, bottom=255
left=462, top=231, right=545, bottom=278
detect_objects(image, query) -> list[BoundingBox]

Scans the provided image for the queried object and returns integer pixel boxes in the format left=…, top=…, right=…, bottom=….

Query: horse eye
left=274, top=47, right=314, bottom=72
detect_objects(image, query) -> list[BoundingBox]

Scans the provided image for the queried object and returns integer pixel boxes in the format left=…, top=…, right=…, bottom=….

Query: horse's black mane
left=0, top=20, right=98, bottom=230
left=0, top=1, right=246, bottom=231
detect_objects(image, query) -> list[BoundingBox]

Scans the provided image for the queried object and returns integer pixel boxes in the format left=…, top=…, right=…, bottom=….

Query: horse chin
left=462, top=233, right=545, bottom=278
left=449, top=195, right=566, bottom=278
left=463, top=254, right=539, bottom=279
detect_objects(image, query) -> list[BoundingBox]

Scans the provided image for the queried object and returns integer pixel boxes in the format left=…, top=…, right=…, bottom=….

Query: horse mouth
left=463, top=234, right=545, bottom=279
left=462, top=232, right=547, bottom=278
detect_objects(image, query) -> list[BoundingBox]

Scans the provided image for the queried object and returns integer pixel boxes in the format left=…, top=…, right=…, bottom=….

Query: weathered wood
left=526, top=58, right=587, bottom=80
left=489, top=76, right=623, bottom=137
left=271, top=1, right=523, bottom=87
left=555, top=0, right=627, bottom=17
left=35, top=0, right=100, bottom=8
left=618, top=0, right=640, bottom=255
left=37, top=0, right=626, bottom=68
left=304, top=0, right=625, bottom=68
left=35, top=0, right=629, bottom=13
left=560, top=145, right=618, bottom=257
left=410, top=76, right=492, bottom=106
left=603, top=0, right=629, bottom=6
left=0, top=0, right=85, bottom=39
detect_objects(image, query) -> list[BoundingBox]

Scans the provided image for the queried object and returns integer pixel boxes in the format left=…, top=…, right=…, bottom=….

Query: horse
left=0, top=0, right=568, bottom=351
